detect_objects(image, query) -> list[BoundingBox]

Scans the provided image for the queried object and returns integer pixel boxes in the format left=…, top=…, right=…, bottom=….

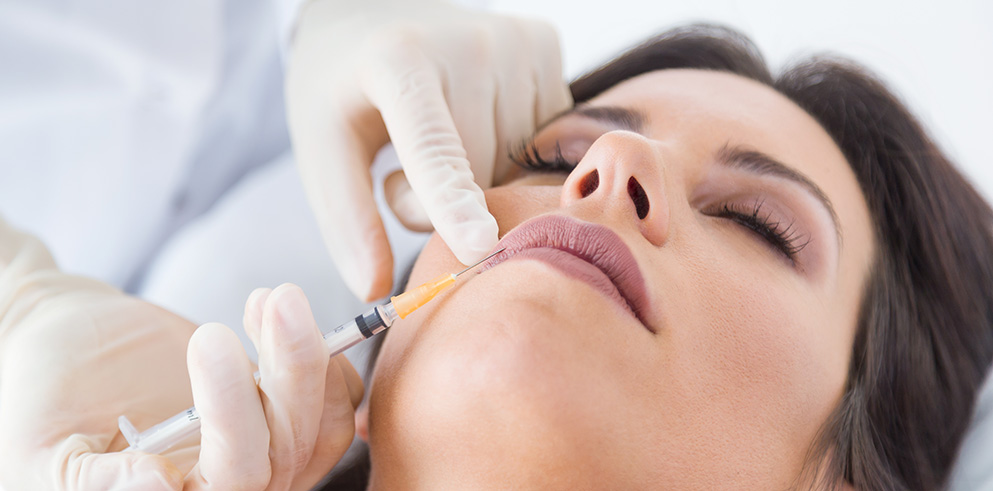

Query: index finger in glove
left=289, top=89, right=394, bottom=301
left=256, top=284, right=332, bottom=490
left=360, top=40, right=499, bottom=265
left=290, top=354, right=365, bottom=490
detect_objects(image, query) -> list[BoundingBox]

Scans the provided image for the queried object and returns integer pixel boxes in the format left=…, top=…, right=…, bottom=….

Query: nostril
left=579, top=170, right=599, bottom=198
left=627, top=177, right=650, bottom=219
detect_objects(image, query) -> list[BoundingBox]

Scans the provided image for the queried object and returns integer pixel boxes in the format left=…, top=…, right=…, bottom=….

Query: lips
left=478, top=215, right=653, bottom=332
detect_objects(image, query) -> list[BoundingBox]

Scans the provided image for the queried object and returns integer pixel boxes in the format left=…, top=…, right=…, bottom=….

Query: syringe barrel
left=324, top=305, right=392, bottom=353
left=324, top=317, right=367, bottom=353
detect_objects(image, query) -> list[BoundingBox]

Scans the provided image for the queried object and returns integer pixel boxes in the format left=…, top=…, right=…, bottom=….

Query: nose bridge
left=562, top=131, right=670, bottom=246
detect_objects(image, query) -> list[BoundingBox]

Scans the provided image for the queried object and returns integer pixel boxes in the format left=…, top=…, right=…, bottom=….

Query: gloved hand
left=0, top=218, right=362, bottom=490
left=286, top=0, right=572, bottom=301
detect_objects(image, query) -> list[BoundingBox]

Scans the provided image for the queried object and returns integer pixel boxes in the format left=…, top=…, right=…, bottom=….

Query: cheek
left=689, top=277, right=841, bottom=416
left=657, top=243, right=850, bottom=471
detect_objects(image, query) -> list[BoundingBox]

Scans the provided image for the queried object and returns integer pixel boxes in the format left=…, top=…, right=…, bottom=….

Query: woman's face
left=362, top=69, right=874, bottom=489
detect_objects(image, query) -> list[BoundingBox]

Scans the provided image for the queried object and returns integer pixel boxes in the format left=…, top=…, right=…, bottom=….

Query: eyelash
left=511, top=140, right=577, bottom=174
left=511, top=140, right=809, bottom=262
left=714, top=200, right=810, bottom=261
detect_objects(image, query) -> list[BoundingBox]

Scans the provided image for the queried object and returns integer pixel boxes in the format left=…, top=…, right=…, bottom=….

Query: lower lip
left=502, top=248, right=639, bottom=321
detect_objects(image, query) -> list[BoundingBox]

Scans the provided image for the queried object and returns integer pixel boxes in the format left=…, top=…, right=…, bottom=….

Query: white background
left=492, top=0, right=993, bottom=201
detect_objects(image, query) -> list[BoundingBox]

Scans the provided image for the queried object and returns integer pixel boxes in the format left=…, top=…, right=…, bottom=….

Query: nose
left=561, top=131, right=669, bottom=246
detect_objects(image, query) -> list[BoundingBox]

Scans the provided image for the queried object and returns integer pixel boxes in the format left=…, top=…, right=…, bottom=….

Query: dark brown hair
left=326, top=24, right=993, bottom=490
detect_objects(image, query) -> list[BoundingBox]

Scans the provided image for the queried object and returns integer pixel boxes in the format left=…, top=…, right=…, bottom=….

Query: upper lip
left=478, top=215, right=653, bottom=332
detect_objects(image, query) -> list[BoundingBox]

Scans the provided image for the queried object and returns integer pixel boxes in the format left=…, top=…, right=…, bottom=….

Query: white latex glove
left=0, top=218, right=362, bottom=490
left=287, top=0, right=572, bottom=301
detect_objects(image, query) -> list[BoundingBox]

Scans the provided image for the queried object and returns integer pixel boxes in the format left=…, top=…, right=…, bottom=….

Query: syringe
left=118, top=248, right=503, bottom=454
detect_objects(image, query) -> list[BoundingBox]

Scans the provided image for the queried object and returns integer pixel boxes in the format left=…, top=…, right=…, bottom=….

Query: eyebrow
left=717, top=144, right=843, bottom=245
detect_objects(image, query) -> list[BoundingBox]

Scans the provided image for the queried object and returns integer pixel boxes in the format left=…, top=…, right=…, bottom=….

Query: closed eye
left=713, top=199, right=810, bottom=263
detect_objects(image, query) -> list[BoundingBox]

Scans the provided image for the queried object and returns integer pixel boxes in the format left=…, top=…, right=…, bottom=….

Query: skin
left=357, top=69, right=875, bottom=489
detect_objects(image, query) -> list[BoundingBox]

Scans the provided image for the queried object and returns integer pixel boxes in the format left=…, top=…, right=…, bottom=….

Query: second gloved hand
left=286, top=0, right=572, bottom=301
left=0, top=218, right=362, bottom=490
